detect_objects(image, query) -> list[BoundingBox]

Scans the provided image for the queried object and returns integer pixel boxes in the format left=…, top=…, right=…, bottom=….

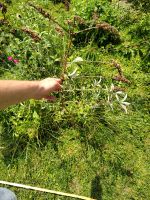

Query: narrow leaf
left=116, top=91, right=124, bottom=94
left=115, top=94, right=120, bottom=101
left=122, top=94, right=127, bottom=102
left=121, top=104, right=128, bottom=114
left=68, top=68, right=78, bottom=78
left=110, top=83, right=114, bottom=91
left=72, top=57, right=83, bottom=63
left=122, top=102, right=130, bottom=106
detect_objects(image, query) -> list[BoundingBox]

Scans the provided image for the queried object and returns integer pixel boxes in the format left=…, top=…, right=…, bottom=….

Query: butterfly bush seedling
left=107, top=84, right=130, bottom=113
left=93, top=77, right=102, bottom=87
left=115, top=91, right=130, bottom=113
left=67, top=57, right=83, bottom=79
left=63, top=57, right=130, bottom=114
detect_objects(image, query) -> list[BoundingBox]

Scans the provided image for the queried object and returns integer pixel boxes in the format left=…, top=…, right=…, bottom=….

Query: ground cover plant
left=0, top=0, right=149, bottom=199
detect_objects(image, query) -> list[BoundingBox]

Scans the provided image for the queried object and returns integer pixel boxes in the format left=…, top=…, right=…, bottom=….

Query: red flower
left=8, top=56, right=13, bottom=61
left=13, top=59, right=19, bottom=64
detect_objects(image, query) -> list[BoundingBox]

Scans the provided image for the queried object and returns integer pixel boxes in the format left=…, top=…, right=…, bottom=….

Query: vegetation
left=0, top=0, right=149, bottom=199
left=128, top=0, right=150, bottom=12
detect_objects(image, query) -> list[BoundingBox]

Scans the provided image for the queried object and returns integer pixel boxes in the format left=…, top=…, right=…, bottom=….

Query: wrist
left=31, top=81, right=41, bottom=100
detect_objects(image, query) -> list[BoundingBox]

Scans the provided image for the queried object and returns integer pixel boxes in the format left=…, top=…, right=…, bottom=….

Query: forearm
left=0, top=80, right=39, bottom=109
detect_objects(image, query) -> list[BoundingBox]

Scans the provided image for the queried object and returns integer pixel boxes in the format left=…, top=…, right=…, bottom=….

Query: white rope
left=0, top=181, right=95, bottom=200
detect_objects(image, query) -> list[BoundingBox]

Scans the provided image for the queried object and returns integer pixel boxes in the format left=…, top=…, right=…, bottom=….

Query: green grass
left=0, top=0, right=150, bottom=199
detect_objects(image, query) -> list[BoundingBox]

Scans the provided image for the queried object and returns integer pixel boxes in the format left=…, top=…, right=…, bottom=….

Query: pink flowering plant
left=0, top=53, right=19, bottom=68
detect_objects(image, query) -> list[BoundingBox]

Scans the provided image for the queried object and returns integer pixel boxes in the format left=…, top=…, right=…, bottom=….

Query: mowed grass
left=0, top=0, right=150, bottom=199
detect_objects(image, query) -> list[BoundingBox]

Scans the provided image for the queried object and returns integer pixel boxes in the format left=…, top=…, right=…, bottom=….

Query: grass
left=0, top=0, right=150, bottom=199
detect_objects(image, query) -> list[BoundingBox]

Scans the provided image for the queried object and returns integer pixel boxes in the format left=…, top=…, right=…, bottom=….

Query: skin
left=0, top=78, right=62, bottom=110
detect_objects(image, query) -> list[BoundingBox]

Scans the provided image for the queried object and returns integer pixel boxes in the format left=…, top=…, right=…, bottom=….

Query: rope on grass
left=0, top=181, right=96, bottom=200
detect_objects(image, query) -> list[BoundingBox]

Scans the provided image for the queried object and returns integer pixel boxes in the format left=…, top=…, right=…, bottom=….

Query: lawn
left=0, top=0, right=149, bottom=199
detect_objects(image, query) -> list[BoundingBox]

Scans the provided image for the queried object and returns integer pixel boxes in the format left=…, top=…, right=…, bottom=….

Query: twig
left=28, top=2, right=69, bottom=34
left=63, top=88, right=100, bottom=92
left=74, top=76, right=102, bottom=78
left=21, top=28, right=41, bottom=42
left=67, top=61, right=110, bottom=64
left=113, top=75, right=131, bottom=84
left=72, top=22, right=120, bottom=36
left=72, top=27, right=97, bottom=35
left=111, top=60, right=123, bottom=76
left=0, top=181, right=95, bottom=200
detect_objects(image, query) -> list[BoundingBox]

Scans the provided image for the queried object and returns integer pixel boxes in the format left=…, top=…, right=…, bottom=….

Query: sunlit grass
left=0, top=0, right=149, bottom=199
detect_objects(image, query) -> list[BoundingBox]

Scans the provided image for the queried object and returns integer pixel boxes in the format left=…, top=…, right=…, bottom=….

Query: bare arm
left=0, top=78, right=62, bottom=110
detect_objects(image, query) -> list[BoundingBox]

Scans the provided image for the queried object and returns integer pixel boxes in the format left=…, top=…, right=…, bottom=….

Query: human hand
left=34, top=78, right=62, bottom=101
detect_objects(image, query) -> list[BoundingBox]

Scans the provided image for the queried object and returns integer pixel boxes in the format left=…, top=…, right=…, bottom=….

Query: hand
left=34, top=78, right=62, bottom=101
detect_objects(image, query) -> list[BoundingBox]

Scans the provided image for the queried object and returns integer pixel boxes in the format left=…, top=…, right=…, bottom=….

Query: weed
left=0, top=0, right=149, bottom=199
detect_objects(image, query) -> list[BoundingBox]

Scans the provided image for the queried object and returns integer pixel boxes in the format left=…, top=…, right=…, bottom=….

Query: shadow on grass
left=91, top=175, right=102, bottom=200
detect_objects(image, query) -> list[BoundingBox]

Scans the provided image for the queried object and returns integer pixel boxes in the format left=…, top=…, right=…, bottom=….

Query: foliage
left=0, top=0, right=149, bottom=199
left=128, top=0, right=150, bottom=12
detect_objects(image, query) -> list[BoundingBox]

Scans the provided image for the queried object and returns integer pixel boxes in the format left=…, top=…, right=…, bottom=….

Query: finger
left=53, top=82, right=62, bottom=92
left=51, top=78, right=62, bottom=84
left=44, top=96, right=56, bottom=102
left=56, top=78, right=62, bottom=84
